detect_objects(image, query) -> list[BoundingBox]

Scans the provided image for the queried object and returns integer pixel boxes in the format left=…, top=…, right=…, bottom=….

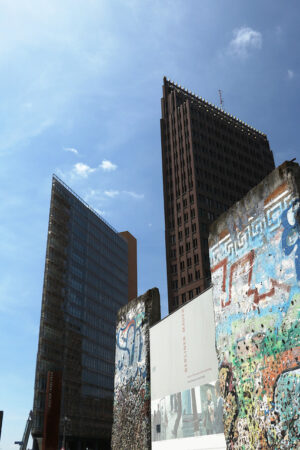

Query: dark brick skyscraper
left=160, top=77, right=275, bottom=313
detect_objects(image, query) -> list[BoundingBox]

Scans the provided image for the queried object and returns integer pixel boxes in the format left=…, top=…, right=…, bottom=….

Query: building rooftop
left=53, top=173, right=124, bottom=238
left=163, top=76, right=267, bottom=138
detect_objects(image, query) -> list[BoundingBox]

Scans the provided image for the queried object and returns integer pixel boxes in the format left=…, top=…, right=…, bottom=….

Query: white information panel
left=150, top=288, right=226, bottom=449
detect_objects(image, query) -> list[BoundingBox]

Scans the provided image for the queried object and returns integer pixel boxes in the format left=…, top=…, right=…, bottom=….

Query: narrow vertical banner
left=112, top=288, right=160, bottom=450
left=42, top=371, right=62, bottom=450
left=209, top=162, right=300, bottom=449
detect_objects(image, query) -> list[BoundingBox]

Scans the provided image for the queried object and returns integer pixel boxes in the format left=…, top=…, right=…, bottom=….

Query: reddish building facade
left=160, top=77, right=275, bottom=313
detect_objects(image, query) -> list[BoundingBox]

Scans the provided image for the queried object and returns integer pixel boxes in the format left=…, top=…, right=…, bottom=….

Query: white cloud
left=99, top=159, right=117, bottom=171
left=64, top=146, right=79, bottom=155
left=73, top=162, right=96, bottom=178
left=123, top=190, right=144, bottom=199
left=229, top=27, right=262, bottom=58
left=287, top=69, right=295, bottom=80
left=104, top=190, right=120, bottom=198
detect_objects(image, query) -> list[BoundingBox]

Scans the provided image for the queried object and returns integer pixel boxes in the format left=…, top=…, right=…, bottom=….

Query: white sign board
left=150, top=288, right=226, bottom=450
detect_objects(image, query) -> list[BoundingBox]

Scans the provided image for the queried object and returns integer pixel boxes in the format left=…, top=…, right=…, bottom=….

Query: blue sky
left=0, top=0, right=299, bottom=447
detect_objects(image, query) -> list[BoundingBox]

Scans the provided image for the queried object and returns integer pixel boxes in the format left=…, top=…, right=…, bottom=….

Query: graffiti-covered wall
left=209, top=162, right=300, bottom=449
left=111, top=288, right=161, bottom=450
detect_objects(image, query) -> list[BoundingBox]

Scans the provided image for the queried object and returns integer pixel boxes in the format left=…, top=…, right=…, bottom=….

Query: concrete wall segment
left=112, top=288, right=161, bottom=450
left=209, top=161, right=300, bottom=449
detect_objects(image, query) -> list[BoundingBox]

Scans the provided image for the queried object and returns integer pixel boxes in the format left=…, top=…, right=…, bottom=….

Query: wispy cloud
left=229, top=27, right=262, bottom=58
left=73, top=162, right=97, bottom=178
left=287, top=69, right=295, bottom=80
left=123, top=190, right=144, bottom=199
left=104, top=190, right=120, bottom=198
left=64, top=146, right=79, bottom=155
left=100, top=159, right=117, bottom=171
left=58, top=159, right=118, bottom=182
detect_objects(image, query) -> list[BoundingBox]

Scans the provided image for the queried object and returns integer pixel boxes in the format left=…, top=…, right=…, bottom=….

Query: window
left=179, top=245, right=184, bottom=256
left=200, top=223, right=208, bottom=234
left=171, top=264, right=177, bottom=274
left=180, top=261, right=185, bottom=270
left=173, top=296, right=179, bottom=307
left=182, top=293, right=186, bottom=303
left=189, top=194, right=194, bottom=204
left=184, top=213, right=188, bottom=222
left=172, top=280, right=178, bottom=289
left=178, top=231, right=183, bottom=240
left=191, top=208, right=195, bottom=219
left=183, top=198, right=187, bottom=208
left=177, top=216, right=182, bottom=226
left=186, top=242, right=191, bottom=251
left=185, top=227, right=190, bottom=237
left=195, top=270, right=200, bottom=280
left=187, top=257, right=192, bottom=267
left=192, top=223, right=197, bottom=233
left=189, top=290, right=193, bottom=300
left=196, top=287, right=201, bottom=295
left=169, top=234, right=175, bottom=244
left=181, top=277, right=186, bottom=286
left=188, top=273, right=193, bottom=282
left=201, top=238, right=209, bottom=252
left=169, top=248, right=176, bottom=258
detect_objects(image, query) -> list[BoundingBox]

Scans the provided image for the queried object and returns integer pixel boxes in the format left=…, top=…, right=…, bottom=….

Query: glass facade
left=32, top=175, right=129, bottom=448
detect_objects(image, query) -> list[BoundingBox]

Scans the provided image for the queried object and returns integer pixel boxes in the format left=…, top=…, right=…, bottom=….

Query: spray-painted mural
left=115, top=302, right=146, bottom=385
left=209, top=165, right=300, bottom=450
left=112, top=288, right=160, bottom=450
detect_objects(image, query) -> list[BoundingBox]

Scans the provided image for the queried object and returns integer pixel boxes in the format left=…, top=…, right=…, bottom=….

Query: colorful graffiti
left=209, top=173, right=300, bottom=449
left=115, top=306, right=146, bottom=384
left=112, top=288, right=160, bottom=450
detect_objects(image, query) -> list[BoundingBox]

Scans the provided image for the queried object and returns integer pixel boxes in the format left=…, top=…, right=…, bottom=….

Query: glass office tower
left=32, top=175, right=133, bottom=450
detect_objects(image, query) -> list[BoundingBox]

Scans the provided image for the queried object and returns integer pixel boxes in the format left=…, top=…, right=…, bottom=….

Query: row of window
left=71, top=239, right=127, bottom=285
left=82, top=338, right=113, bottom=362
left=72, top=197, right=127, bottom=249
left=83, top=324, right=115, bottom=349
left=169, top=222, right=198, bottom=245
left=66, top=299, right=115, bottom=336
left=68, top=289, right=119, bottom=324
left=82, top=354, right=114, bottom=375
left=69, top=250, right=128, bottom=295
left=82, top=368, right=113, bottom=390
left=68, top=260, right=127, bottom=303
left=172, top=286, right=202, bottom=307
left=71, top=223, right=128, bottom=271
left=171, top=258, right=200, bottom=289
left=81, top=384, right=113, bottom=399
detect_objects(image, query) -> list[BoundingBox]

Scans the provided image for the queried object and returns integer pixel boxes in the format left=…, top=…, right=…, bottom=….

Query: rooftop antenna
left=218, top=89, right=224, bottom=110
